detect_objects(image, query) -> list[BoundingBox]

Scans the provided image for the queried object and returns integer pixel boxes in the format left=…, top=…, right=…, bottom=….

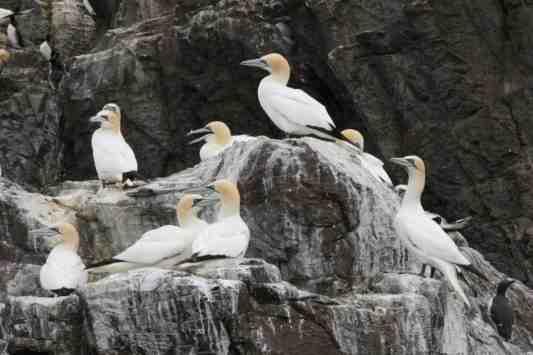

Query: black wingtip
left=51, top=287, right=75, bottom=296
left=306, top=124, right=360, bottom=149
left=85, top=258, right=122, bottom=270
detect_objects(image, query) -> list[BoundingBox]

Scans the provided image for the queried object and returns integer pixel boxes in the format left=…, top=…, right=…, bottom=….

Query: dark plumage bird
left=48, top=48, right=64, bottom=90
left=490, top=279, right=515, bottom=341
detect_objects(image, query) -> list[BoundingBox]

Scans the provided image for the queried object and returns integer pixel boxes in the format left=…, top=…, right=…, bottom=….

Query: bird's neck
left=402, top=170, right=425, bottom=209
left=268, top=71, right=290, bottom=86
left=215, top=133, right=232, bottom=146
left=63, top=238, right=79, bottom=252
left=219, top=195, right=240, bottom=219
left=178, top=209, right=201, bottom=228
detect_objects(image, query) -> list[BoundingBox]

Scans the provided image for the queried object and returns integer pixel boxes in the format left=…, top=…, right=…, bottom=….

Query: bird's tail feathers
left=307, top=124, right=361, bottom=149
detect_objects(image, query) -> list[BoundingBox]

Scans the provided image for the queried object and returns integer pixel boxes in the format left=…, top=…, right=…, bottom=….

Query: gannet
left=191, top=180, right=250, bottom=259
left=490, top=279, right=515, bottom=341
left=39, top=35, right=52, bottom=61
left=90, top=103, right=141, bottom=188
left=391, top=155, right=487, bottom=307
left=87, top=194, right=208, bottom=273
left=240, top=53, right=354, bottom=145
left=187, top=121, right=253, bottom=160
left=7, top=14, right=23, bottom=49
left=38, top=223, right=88, bottom=296
left=0, top=48, right=10, bottom=75
left=340, top=129, right=392, bottom=185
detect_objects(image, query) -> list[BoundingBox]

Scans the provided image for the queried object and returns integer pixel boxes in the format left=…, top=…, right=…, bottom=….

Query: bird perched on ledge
left=391, top=155, right=487, bottom=307
left=339, top=129, right=392, bottom=186
left=187, top=121, right=254, bottom=161
left=87, top=194, right=209, bottom=273
left=90, top=103, right=144, bottom=188
left=37, top=223, right=87, bottom=296
left=240, top=53, right=356, bottom=146
left=191, top=180, right=250, bottom=260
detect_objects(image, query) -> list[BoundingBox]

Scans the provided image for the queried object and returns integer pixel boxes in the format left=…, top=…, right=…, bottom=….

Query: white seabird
left=0, top=48, right=10, bottom=75
left=191, top=180, right=250, bottom=259
left=90, top=103, right=140, bottom=187
left=187, top=121, right=253, bottom=160
left=87, top=194, right=208, bottom=273
left=391, top=155, right=486, bottom=307
left=340, top=129, right=392, bottom=186
left=37, top=223, right=88, bottom=296
left=7, top=14, right=23, bottom=49
left=39, top=35, right=52, bottom=61
left=240, top=53, right=355, bottom=145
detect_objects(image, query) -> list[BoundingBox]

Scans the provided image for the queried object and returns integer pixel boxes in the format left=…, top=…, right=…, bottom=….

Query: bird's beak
left=240, top=58, right=270, bottom=71
left=89, top=111, right=106, bottom=123
left=187, top=127, right=212, bottom=145
left=390, top=157, right=409, bottom=167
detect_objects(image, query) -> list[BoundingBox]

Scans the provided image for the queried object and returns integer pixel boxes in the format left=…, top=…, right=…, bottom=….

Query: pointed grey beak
left=240, top=58, right=270, bottom=71
left=390, top=157, right=409, bottom=167
left=187, top=127, right=212, bottom=145
left=89, top=115, right=103, bottom=123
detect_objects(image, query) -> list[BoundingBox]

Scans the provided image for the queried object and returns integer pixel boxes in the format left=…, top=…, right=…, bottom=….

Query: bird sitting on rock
left=191, top=180, right=250, bottom=260
left=86, top=194, right=209, bottom=273
left=37, top=223, right=88, bottom=296
left=391, top=155, right=487, bottom=307
left=187, top=121, right=254, bottom=161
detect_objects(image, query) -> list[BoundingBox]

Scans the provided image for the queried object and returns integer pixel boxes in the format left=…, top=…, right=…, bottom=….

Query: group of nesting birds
left=0, top=5, right=515, bottom=342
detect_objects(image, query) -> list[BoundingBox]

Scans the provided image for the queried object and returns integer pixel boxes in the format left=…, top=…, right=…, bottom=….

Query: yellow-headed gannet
left=191, top=180, right=250, bottom=259
left=340, top=129, right=392, bottom=186
left=187, top=121, right=253, bottom=160
left=87, top=194, right=208, bottom=273
left=37, top=223, right=88, bottom=296
left=391, top=155, right=487, bottom=307
left=240, top=53, right=355, bottom=145
left=489, top=279, right=515, bottom=341
left=7, top=14, right=23, bottom=48
left=90, top=103, right=141, bottom=188
left=0, top=48, right=10, bottom=75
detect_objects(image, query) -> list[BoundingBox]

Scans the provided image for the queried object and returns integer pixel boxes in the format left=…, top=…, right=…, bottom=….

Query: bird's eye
left=101, top=115, right=109, bottom=121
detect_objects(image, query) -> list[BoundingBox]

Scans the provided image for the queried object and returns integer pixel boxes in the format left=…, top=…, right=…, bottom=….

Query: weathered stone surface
left=0, top=137, right=531, bottom=354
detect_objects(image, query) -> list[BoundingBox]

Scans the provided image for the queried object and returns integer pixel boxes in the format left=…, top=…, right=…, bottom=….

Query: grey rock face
left=0, top=138, right=531, bottom=354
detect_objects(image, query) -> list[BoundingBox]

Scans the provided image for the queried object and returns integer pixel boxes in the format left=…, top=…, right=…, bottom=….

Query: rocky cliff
left=1, top=0, right=533, bottom=354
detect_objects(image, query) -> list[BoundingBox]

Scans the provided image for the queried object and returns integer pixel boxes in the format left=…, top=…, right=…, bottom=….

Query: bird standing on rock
left=240, top=53, right=356, bottom=146
left=90, top=103, right=143, bottom=189
left=0, top=48, right=10, bottom=75
left=391, top=155, right=487, bottom=307
left=490, top=279, right=515, bottom=341
left=37, top=223, right=88, bottom=296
